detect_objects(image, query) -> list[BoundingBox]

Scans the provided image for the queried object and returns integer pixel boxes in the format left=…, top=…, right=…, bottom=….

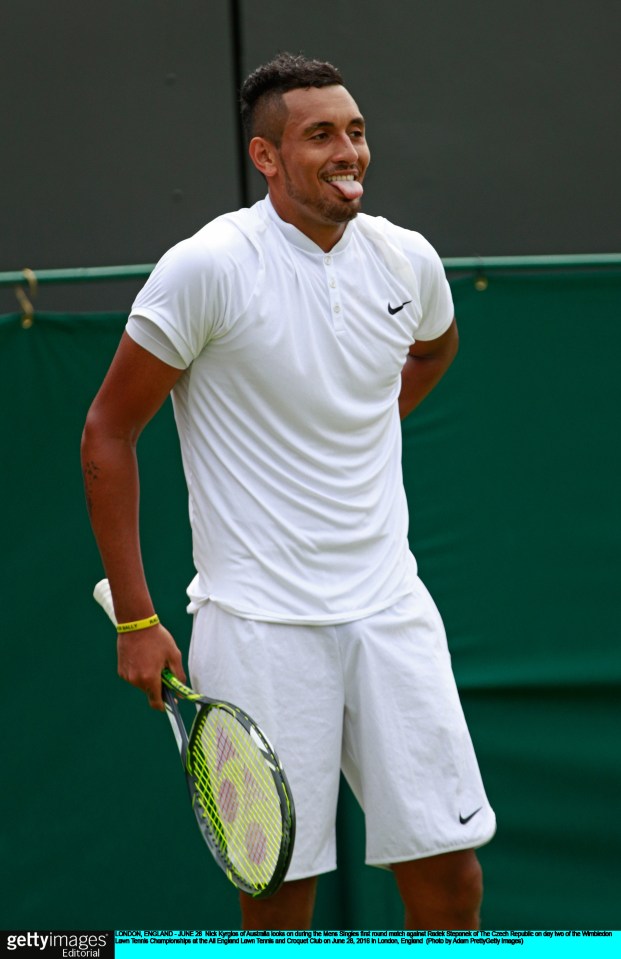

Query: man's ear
left=248, top=137, right=279, bottom=179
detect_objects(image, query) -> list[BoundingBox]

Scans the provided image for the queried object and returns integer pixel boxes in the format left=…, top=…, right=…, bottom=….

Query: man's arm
left=398, top=318, right=459, bottom=420
left=81, top=332, right=187, bottom=710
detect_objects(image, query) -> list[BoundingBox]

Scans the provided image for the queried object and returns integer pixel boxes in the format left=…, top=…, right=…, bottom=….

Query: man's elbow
left=81, top=403, right=137, bottom=458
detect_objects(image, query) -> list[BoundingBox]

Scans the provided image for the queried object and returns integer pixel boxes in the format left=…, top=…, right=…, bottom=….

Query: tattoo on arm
left=83, top=460, right=101, bottom=517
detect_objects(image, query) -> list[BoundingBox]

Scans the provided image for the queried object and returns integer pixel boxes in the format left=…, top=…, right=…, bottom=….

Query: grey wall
left=2, top=0, right=619, bottom=313
left=1, top=0, right=239, bottom=311
left=241, top=0, right=620, bottom=256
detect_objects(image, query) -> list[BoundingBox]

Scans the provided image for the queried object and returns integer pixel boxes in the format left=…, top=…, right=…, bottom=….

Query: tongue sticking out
left=329, top=178, right=364, bottom=200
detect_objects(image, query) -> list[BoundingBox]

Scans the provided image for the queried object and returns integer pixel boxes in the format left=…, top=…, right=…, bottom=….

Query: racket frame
left=164, top=668, right=296, bottom=898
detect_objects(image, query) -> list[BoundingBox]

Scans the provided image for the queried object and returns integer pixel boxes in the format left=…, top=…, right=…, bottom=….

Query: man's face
left=260, top=85, right=371, bottom=247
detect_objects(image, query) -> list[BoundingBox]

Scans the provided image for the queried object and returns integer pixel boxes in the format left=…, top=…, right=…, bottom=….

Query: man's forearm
left=399, top=352, right=453, bottom=419
left=81, top=424, right=154, bottom=623
left=399, top=319, right=459, bottom=419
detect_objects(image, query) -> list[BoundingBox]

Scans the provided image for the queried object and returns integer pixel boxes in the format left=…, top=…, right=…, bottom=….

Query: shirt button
left=324, top=255, right=332, bottom=266
left=334, top=304, right=341, bottom=313
left=329, top=279, right=336, bottom=289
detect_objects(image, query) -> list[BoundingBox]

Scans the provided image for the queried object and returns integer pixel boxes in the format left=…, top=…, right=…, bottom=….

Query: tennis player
left=82, top=52, right=496, bottom=929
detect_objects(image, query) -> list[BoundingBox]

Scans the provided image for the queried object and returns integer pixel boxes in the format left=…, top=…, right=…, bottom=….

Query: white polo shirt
left=127, top=196, right=454, bottom=623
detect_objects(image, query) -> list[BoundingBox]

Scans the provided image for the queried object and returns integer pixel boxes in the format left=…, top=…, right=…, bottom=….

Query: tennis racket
left=93, top=578, right=295, bottom=898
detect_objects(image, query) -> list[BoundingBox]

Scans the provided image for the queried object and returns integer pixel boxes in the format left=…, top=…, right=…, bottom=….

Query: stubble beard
left=282, top=163, right=361, bottom=225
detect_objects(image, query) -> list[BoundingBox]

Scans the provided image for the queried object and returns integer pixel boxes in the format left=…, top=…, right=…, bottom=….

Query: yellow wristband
left=116, top=614, right=160, bottom=633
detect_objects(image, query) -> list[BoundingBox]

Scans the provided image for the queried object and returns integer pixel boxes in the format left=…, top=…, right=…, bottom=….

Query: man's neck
left=268, top=194, right=350, bottom=253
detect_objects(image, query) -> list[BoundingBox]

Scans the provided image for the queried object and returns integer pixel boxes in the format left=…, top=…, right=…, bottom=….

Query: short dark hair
left=240, top=52, right=344, bottom=145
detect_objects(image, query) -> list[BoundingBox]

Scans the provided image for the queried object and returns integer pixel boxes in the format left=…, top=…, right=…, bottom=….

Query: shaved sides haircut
left=240, top=52, right=344, bottom=146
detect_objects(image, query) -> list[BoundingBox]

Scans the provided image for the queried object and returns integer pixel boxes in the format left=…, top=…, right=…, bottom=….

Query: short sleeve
left=411, top=239, right=454, bottom=341
left=127, top=239, right=227, bottom=368
left=384, top=223, right=454, bottom=342
left=126, top=315, right=187, bottom=369
left=127, top=208, right=264, bottom=367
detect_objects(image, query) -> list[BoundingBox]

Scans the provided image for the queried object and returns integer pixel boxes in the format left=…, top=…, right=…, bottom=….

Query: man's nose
left=331, top=133, right=359, bottom=164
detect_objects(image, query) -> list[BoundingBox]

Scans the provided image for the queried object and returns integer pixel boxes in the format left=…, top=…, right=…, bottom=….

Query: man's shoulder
left=158, top=203, right=267, bottom=278
left=186, top=202, right=267, bottom=254
left=354, top=214, right=445, bottom=289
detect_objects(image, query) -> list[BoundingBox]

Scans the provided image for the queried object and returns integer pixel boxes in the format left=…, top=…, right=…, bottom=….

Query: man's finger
left=147, top=683, right=166, bottom=711
left=167, top=649, right=187, bottom=685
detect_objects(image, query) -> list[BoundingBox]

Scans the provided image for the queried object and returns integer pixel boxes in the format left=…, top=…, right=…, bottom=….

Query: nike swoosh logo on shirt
left=387, top=300, right=412, bottom=315
left=459, top=807, right=483, bottom=825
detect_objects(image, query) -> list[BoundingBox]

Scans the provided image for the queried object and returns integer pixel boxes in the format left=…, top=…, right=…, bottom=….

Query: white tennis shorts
left=188, top=577, right=496, bottom=881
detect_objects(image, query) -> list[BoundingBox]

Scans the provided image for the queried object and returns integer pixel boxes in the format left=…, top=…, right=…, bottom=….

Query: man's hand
left=117, top=624, right=187, bottom=711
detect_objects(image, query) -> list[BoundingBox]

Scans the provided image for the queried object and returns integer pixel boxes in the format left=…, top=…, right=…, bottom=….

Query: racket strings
left=189, top=708, right=284, bottom=890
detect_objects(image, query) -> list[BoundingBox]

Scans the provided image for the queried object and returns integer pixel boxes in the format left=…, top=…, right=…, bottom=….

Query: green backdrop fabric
left=2, top=271, right=620, bottom=929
